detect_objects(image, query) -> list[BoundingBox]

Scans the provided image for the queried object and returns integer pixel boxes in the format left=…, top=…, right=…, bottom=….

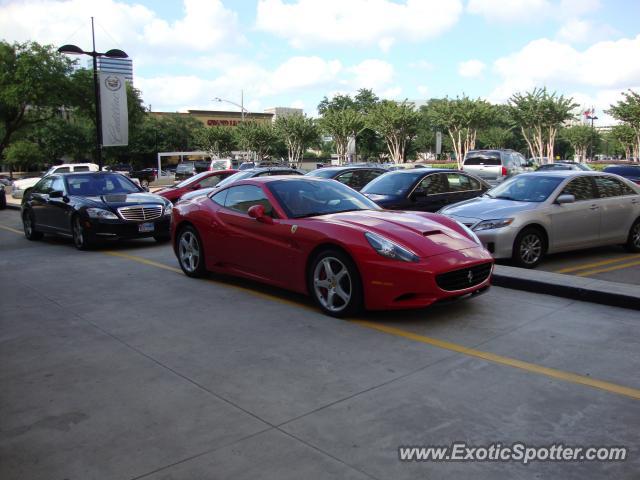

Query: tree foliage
left=424, top=96, right=493, bottom=167
left=608, top=123, right=637, bottom=159
left=607, top=90, right=640, bottom=160
left=236, top=121, right=279, bottom=161
left=508, top=88, right=577, bottom=163
left=274, top=113, right=319, bottom=164
left=3, top=140, right=47, bottom=170
left=317, top=108, right=365, bottom=163
left=193, top=125, right=237, bottom=159
left=0, top=41, right=74, bottom=159
left=367, top=100, right=419, bottom=163
left=561, top=125, right=598, bottom=161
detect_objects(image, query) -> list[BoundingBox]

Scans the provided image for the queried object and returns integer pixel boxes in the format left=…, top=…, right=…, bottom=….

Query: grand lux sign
left=207, top=119, right=240, bottom=126
left=99, top=73, right=128, bottom=146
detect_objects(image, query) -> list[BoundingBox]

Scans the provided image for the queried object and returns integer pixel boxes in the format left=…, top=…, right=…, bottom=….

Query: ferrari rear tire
left=177, top=226, right=207, bottom=277
left=309, top=249, right=363, bottom=318
left=23, top=211, right=43, bottom=241
left=625, top=218, right=640, bottom=253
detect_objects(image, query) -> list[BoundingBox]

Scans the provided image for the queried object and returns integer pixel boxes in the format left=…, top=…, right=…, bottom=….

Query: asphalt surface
left=1, top=208, right=639, bottom=480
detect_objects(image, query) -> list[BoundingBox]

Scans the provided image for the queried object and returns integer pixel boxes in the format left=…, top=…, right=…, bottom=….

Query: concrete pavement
left=1, top=209, right=639, bottom=479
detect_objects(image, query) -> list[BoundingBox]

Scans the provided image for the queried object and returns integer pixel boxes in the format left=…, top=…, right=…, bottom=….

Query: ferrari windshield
left=65, top=173, right=140, bottom=196
left=268, top=179, right=381, bottom=218
left=485, top=175, right=564, bottom=202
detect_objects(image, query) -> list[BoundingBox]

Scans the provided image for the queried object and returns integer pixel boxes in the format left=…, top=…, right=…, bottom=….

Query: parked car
left=305, top=166, right=388, bottom=191
left=603, top=164, right=640, bottom=185
left=0, top=175, right=12, bottom=186
left=12, top=163, right=100, bottom=198
left=462, top=149, right=530, bottom=185
left=128, top=167, right=158, bottom=187
left=156, top=170, right=237, bottom=203
left=0, top=184, right=6, bottom=209
left=361, top=169, right=490, bottom=212
left=171, top=176, right=493, bottom=316
left=439, top=171, right=640, bottom=268
left=174, top=161, right=210, bottom=181
left=179, top=167, right=304, bottom=202
left=21, top=172, right=172, bottom=249
left=536, top=161, right=593, bottom=172
left=238, top=162, right=256, bottom=170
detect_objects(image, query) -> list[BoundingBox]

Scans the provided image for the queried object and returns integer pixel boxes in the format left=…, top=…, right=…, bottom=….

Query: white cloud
left=556, top=18, right=619, bottom=44
left=255, top=0, right=463, bottom=50
left=467, top=0, right=550, bottom=21
left=347, top=59, right=395, bottom=90
left=458, top=59, right=486, bottom=78
left=467, top=0, right=600, bottom=22
left=409, top=60, right=434, bottom=71
left=489, top=35, right=640, bottom=102
left=417, top=85, right=430, bottom=96
left=0, top=0, right=243, bottom=64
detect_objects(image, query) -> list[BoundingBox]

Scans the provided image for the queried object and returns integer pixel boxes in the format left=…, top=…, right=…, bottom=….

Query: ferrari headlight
left=456, top=221, right=482, bottom=245
left=365, top=232, right=419, bottom=263
left=163, top=203, right=173, bottom=216
left=472, top=218, right=514, bottom=231
left=86, top=208, right=118, bottom=220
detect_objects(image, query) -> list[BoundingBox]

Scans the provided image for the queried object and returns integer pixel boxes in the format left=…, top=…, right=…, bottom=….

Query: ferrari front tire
left=177, top=226, right=207, bottom=277
left=309, top=249, right=363, bottom=318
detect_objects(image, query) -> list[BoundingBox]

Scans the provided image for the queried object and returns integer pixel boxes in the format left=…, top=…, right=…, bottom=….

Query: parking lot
left=1, top=207, right=639, bottom=479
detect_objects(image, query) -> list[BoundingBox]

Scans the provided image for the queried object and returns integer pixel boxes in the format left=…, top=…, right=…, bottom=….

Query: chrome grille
left=117, top=205, right=163, bottom=221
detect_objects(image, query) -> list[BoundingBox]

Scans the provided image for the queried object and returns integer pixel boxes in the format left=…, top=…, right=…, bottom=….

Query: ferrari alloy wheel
left=310, top=249, right=362, bottom=317
left=141, top=179, right=150, bottom=188
left=626, top=219, right=640, bottom=253
left=23, top=211, right=43, bottom=241
left=177, top=226, right=206, bottom=277
left=72, top=216, right=93, bottom=250
left=512, top=227, right=545, bottom=268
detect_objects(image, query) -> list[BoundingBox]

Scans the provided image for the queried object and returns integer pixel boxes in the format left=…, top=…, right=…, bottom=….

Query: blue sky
left=1, top=0, right=639, bottom=123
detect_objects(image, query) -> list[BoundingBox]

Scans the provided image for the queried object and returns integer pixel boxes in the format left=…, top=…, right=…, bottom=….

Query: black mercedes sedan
left=21, top=172, right=173, bottom=249
left=304, top=165, right=388, bottom=191
left=361, top=168, right=490, bottom=212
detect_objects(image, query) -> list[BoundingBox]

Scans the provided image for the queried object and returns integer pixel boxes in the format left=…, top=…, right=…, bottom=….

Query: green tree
left=235, top=121, right=279, bottom=161
left=3, top=140, right=46, bottom=171
left=562, top=125, right=598, bottom=161
left=0, top=41, right=74, bottom=159
left=508, top=88, right=577, bottom=162
left=367, top=100, right=419, bottom=163
left=477, top=127, right=515, bottom=149
left=608, top=123, right=637, bottom=159
left=607, top=90, right=640, bottom=160
left=193, top=125, right=237, bottom=159
left=317, top=109, right=365, bottom=163
left=274, top=113, right=319, bottom=164
left=28, top=115, right=93, bottom=162
left=425, top=96, right=493, bottom=167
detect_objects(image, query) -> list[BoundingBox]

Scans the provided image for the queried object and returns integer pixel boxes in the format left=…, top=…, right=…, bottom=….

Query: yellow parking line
left=352, top=320, right=640, bottom=401
left=576, top=259, right=640, bottom=277
left=5, top=225, right=640, bottom=402
left=555, top=255, right=640, bottom=274
left=0, top=224, right=23, bottom=235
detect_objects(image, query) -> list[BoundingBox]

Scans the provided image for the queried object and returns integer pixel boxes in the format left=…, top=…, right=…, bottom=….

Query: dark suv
left=603, top=164, right=640, bottom=185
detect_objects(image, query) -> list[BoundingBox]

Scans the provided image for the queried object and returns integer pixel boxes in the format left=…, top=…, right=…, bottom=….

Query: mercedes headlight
left=86, top=208, right=118, bottom=220
left=472, top=218, right=514, bottom=231
left=163, top=203, right=173, bottom=216
left=365, top=232, right=419, bottom=263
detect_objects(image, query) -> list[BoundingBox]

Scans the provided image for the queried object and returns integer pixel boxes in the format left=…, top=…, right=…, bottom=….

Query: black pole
left=91, top=17, right=103, bottom=170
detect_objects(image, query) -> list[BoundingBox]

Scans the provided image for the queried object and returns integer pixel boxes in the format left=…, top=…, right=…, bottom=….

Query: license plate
left=138, top=222, right=155, bottom=232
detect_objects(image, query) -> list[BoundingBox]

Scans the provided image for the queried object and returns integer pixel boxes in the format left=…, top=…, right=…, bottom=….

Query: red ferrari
left=171, top=177, right=493, bottom=317
left=156, top=169, right=237, bottom=203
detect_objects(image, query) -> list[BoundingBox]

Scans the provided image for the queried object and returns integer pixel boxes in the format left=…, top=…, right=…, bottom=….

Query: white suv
left=11, top=163, right=99, bottom=198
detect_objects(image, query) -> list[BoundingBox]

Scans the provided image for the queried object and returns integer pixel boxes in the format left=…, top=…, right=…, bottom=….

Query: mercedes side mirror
left=556, top=194, right=575, bottom=205
left=247, top=204, right=273, bottom=224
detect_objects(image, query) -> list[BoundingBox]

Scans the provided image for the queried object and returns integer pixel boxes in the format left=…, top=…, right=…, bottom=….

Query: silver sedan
left=439, top=171, right=640, bottom=267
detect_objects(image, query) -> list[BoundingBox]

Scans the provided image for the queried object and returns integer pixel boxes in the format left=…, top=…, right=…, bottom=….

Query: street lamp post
left=58, top=17, right=128, bottom=171
left=213, top=90, right=248, bottom=121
